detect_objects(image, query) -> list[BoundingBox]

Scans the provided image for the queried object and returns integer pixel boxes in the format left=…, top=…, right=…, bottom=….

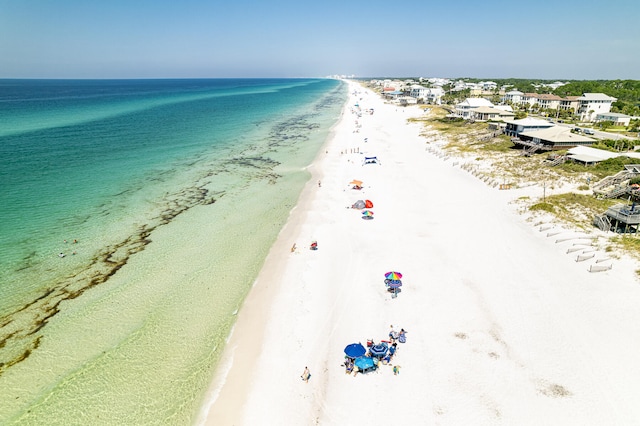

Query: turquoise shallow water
left=0, top=78, right=346, bottom=424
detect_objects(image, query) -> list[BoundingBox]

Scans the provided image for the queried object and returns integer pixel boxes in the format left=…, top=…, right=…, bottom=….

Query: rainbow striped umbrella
left=385, top=271, right=402, bottom=281
left=361, top=210, right=374, bottom=217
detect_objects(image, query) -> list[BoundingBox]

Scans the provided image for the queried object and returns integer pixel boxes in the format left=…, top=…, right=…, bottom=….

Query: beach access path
left=200, top=81, right=640, bottom=425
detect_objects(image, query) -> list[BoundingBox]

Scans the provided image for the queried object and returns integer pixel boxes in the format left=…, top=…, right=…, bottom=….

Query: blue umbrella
left=354, top=356, right=375, bottom=370
left=369, top=342, right=389, bottom=358
left=344, top=343, right=366, bottom=358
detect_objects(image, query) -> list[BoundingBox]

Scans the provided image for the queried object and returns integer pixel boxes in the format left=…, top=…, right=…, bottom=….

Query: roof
left=519, top=126, right=595, bottom=143
left=578, top=93, right=617, bottom=102
left=564, top=146, right=640, bottom=163
left=504, top=117, right=553, bottom=127
left=567, top=146, right=618, bottom=162
left=493, top=105, right=514, bottom=112
left=535, top=93, right=564, bottom=101
left=596, top=112, right=630, bottom=118
left=473, top=106, right=515, bottom=116
left=458, top=98, right=494, bottom=107
left=473, top=106, right=502, bottom=114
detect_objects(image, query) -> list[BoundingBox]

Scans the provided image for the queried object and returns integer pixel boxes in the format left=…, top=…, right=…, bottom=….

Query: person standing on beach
left=301, top=366, right=310, bottom=383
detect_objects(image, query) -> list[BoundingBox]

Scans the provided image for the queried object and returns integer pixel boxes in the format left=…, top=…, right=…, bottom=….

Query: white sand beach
left=200, top=81, right=640, bottom=425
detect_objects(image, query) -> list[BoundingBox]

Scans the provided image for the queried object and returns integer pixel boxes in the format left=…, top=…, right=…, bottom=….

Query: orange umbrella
left=349, top=179, right=363, bottom=186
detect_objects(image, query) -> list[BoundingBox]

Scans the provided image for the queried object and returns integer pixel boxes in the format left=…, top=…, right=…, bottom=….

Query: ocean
left=0, top=78, right=346, bottom=424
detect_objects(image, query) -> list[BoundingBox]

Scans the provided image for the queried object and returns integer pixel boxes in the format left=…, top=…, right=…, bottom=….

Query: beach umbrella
left=362, top=210, right=374, bottom=217
left=354, top=356, right=375, bottom=371
left=385, top=271, right=402, bottom=281
left=349, top=179, right=363, bottom=186
left=344, top=343, right=366, bottom=358
left=369, top=342, right=389, bottom=358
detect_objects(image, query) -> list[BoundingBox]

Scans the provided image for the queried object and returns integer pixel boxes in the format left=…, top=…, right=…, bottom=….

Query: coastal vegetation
left=530, top=193, right=617, bottom=229
left=407, top=103, right=640, bottom=262
left=448, top=78, right=640, bottom=117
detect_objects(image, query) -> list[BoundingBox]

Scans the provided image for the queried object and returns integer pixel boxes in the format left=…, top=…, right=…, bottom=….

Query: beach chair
left=345, top=362, right=354, bottom=374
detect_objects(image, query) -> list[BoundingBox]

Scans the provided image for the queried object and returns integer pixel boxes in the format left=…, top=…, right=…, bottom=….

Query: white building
left=455, top=98, right=494, bottom=119
left=479, top=81, right=498, bottom=91
left=503, top=90, right=523, bottom=105
left=595, top=112, right=631, bottom=126
left=425, top=87, right=445, bottom=105
left=425, top=77, right=451, bottom=87
left=409, top=85, right=429, bottom=100
left=408, top=85, right=445, bottom=105
left=577, top=93, right=617, bottom=122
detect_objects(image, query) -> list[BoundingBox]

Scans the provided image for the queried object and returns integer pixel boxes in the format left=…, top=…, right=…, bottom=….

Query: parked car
left=573, top=127, right=582, bottom=133
left=584, top=129, right=595, bottom=135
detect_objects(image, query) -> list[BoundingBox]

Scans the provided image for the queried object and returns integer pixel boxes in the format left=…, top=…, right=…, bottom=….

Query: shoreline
left=197, top=81, right=352, bottom=424
left=200, top=81, right=640, bottom=425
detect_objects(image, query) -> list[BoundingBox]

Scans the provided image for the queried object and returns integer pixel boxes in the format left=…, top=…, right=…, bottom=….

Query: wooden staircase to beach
left=592, top=165, right=640, bottom=198
left=593, top=214, right=611, bottom=232
left=547, top=155, right=566, bottom=166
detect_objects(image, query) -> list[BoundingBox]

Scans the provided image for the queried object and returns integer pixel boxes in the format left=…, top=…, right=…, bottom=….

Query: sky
left=0, top=0, right=639, bottom=80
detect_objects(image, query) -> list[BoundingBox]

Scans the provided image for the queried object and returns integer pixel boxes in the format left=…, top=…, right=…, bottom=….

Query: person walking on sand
left=301, top=366, right=310, bottom=383
left=393, top=365, right=401, bottom=375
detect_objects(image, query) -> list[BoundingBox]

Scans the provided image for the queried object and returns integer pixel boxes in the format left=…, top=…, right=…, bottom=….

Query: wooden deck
left=605, top=204, right=640, bottom=225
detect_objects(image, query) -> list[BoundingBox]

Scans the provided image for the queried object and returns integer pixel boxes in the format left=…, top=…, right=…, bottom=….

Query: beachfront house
left=409, top=85, right=432, bottom=102
left=455, top=98, right=494, bottom=119
left=469, top=106, right=515, bottom=121
left=425, top=87, right=445, bottom=105
left=515, top=126, right=595, bottom=150
left=383, top=90, right=403, bottom=101
left=504, top=117, right=554, bottom=136
left=565, top=145, right=627, bottom=165
left=595, top=112, right=631, bottom=127
left=398, top=96, right=418, bottom=106
left=577, top=93, right=617, bottom=122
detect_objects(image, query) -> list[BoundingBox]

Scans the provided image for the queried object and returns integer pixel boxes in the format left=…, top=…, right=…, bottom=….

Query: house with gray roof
left=504, top=117, right=554, bottom=136
left=595, top=112, right=631, bottom=127
left=516, top=126, right=595, bottom=150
